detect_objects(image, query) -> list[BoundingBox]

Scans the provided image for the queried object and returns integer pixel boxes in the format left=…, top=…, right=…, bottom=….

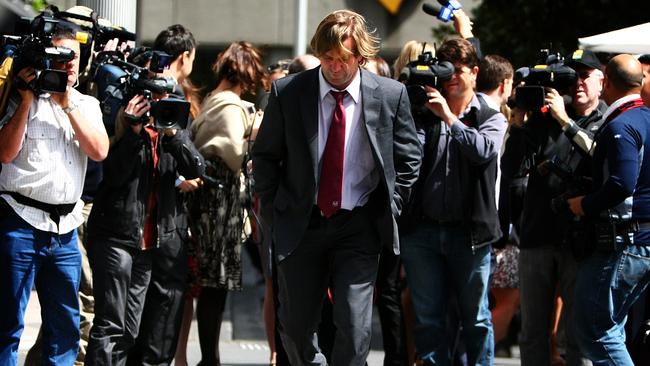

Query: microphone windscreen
left=422, top=3, right=443, bottom=17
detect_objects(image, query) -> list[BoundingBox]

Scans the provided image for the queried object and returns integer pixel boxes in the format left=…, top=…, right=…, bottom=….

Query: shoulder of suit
left=274, top=67, right=319, bottom=92
left=362, top=69, right=404, bottom=91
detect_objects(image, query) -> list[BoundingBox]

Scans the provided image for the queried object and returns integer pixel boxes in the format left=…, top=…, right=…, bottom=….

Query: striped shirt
left=0, top=88, right=105, bottom=234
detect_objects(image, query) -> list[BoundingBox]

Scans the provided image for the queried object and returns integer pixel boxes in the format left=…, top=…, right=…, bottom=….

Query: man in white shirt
left=0, top=28, right=108, bottom=366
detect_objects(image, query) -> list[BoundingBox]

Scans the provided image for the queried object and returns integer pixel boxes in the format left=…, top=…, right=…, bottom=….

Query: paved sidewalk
left=18, top=245, right=522, bottom=365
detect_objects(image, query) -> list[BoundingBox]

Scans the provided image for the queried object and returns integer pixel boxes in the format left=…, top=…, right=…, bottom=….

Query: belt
left=0, top=191, right=76, bottom=230
left=311, top=205, right=354, bottom=220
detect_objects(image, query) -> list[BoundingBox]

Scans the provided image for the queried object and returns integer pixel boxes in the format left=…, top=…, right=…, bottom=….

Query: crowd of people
left=1, top=4, right=650, bottom=366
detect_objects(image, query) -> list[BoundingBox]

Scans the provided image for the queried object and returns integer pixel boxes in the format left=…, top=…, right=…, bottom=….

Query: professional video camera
left=536, top=155, right=591, bottom=214
left=515, top=49, right=577, bottom=111
left=94, top=49, right=190, bottom=130
left=1, top=12, right=76, bottom=94
left=398, top=50, right=454, bottom=121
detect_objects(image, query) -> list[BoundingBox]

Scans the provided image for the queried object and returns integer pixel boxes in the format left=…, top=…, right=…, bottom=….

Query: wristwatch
left=62, top=103, right=78, bottom=114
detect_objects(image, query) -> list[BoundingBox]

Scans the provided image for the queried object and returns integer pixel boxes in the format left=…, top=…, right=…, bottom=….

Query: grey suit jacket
left=252, top=67, right=421, bottom=261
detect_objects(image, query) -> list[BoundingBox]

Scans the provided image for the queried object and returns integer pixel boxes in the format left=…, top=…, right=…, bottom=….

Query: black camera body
left=515, top=50, right=576, bottom=111
left=536, top=155, right=590, bottom=215
left=3, top=13, right=76, bottom=94
left=94, top=51, right=189, bottom=130
left=398, top=51, right=454, bottom=123
left=399, top=51, right=454, bottom=107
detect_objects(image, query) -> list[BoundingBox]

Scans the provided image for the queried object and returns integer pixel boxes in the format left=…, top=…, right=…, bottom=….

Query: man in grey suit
left=252, top=9, right=421, bottom=366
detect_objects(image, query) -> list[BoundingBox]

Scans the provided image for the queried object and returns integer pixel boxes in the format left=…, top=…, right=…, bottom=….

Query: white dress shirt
left=0, top=88, right=105, bottom=234
left=317, top=69, right=379, bottom=210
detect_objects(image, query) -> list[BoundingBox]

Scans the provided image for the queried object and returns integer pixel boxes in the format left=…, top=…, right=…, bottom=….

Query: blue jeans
left=0, top=208, right=81, bottom=366
left=519, top=245, right=591, bottom=366
left=401, top=224, right=494, bottom=366
left=574, top=245, right=650, bottom=366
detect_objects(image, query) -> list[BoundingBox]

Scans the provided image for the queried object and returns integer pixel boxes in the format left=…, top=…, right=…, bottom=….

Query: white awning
left=578, top=23, right=650, bottom=54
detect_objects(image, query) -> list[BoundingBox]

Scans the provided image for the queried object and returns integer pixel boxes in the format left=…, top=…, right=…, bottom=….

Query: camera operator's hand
left=178, top=177, right=202, bottom=193
left=453, top=9, right=474, bottom=39
left=568, top=196, right=585, bottom=216
left=125, top=95, right=151, bottom=134
left=544, top=87, right=571, bottom=127
left=163, top=128, right=177, bottom=137
left=425, top=86, right=456, bottom=126
left=14, top=67, right=36, bottom=101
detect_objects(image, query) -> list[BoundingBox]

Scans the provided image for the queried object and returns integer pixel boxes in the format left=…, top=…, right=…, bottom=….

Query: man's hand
left=568, top=196, right=585, bottom=216
left=425, top=86, right=456, bottom=126
left=452, top=9, right=474, bottom=39
left=544, top=87, right=571, bottom=127
left=178, top=177, right=202, bottom=192
left=14, top=67, right=36, bottom=102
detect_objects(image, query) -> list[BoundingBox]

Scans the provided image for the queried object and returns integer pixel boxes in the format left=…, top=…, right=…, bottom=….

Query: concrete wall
left=136, top=0, right=480, bottom=54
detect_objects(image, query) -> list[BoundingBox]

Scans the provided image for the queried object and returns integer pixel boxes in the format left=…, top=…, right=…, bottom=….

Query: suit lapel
left=299, top=68, right=320, bottom=184
left=360, top=70, right=384, bottom=168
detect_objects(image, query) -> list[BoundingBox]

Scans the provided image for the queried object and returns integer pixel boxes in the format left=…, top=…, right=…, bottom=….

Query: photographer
left=123, top=24, right=201, bottom=366
left=507, top=49, right=606, bottom=366
left=569, top=54, right=650, bottom=366
left=84, top=28, right=204, bottom=365
left=0, top=28, right=108, bottom=365
left=400, top=38, right=507, bottom=366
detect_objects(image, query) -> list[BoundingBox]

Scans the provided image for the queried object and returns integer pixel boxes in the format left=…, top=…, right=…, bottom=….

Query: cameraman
left=0, top=28, right=109, bottom=365
left=123, top=24, right=201, bottom=366
left=84, top=27, right=204, bottom=366
left=400, top=38, right=507, bottom=366
left=568, top=54, right=650, bottom=366
left=508, top=49, right=606, bottom=366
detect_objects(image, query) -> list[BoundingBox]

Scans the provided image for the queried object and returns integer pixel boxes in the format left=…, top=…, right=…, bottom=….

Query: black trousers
left=85, top=240, right=152, bottom=366
left=127, top=233, right=188, bottom=366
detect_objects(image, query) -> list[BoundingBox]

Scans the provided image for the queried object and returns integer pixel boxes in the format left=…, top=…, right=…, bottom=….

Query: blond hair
left=310, top=9, right=380, bottom=65
left=393, top=40, right=435, bottom=79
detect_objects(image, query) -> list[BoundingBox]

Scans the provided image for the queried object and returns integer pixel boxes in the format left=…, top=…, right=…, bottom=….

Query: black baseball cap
left=566, top=49, right=602, bottom=70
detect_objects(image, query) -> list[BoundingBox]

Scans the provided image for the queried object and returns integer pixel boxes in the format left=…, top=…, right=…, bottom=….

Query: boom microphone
left=422, top=3, right=444, bottom=17
left=422, top=3, right=454, bottom=22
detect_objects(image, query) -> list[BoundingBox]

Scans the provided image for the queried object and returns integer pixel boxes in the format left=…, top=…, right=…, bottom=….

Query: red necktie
left=318, top=90, right=347, bottom=218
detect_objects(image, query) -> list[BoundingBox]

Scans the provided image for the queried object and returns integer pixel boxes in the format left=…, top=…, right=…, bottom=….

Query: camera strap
left=0, top=191, right=76, bottom=233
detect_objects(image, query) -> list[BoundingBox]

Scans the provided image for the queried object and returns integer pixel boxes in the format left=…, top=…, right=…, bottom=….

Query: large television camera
left=94, top=49, right=190, bottom=130
left=2, top=12, right=76, bottom=94
left=398, top=51, right=454, bottom=122
left=515, top=49, right=577, bottom=111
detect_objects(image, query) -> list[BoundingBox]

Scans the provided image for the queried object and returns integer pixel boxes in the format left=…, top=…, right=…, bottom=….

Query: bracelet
left=62, top=103, right=78, bottom=114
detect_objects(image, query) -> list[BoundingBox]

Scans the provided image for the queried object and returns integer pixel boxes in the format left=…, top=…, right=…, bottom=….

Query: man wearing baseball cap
left=515, top=48, right=607, bottom=365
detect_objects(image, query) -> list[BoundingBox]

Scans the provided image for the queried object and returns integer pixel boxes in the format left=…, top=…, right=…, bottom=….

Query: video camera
left=398, top=50, right=454, bottom=121
left=536, top=155, right=590, bottom=214
left=94, top=49, right=190, bottom=130
left=2, top=12, right=76, bottom=94
left=515, top=49, right=577, bottom=111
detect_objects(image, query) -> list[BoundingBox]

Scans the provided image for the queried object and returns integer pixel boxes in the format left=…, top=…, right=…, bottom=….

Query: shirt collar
left=476, top=92, right=500, bottom=111
left=602, top=94, right=641, bottom=122
left=318, top=68, right=361, bottom=104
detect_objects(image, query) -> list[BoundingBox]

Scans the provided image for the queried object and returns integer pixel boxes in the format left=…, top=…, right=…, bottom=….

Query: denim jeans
left=401, top=224, right=494, bottom=366
left=0, top=208, right=81, bottom=366
left=574, top=245, right=650, bottom=366
left=518, top=245, right=592, bottom=366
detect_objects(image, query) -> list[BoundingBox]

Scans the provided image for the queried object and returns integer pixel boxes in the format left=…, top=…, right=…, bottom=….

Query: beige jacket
left=191, top=90, right=250, bottom=173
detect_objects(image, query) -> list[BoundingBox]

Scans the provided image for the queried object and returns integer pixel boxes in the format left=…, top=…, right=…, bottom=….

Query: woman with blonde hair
left=393, top=40, right=436, bottom=79
left=188, top=41, right=268, bottom=366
